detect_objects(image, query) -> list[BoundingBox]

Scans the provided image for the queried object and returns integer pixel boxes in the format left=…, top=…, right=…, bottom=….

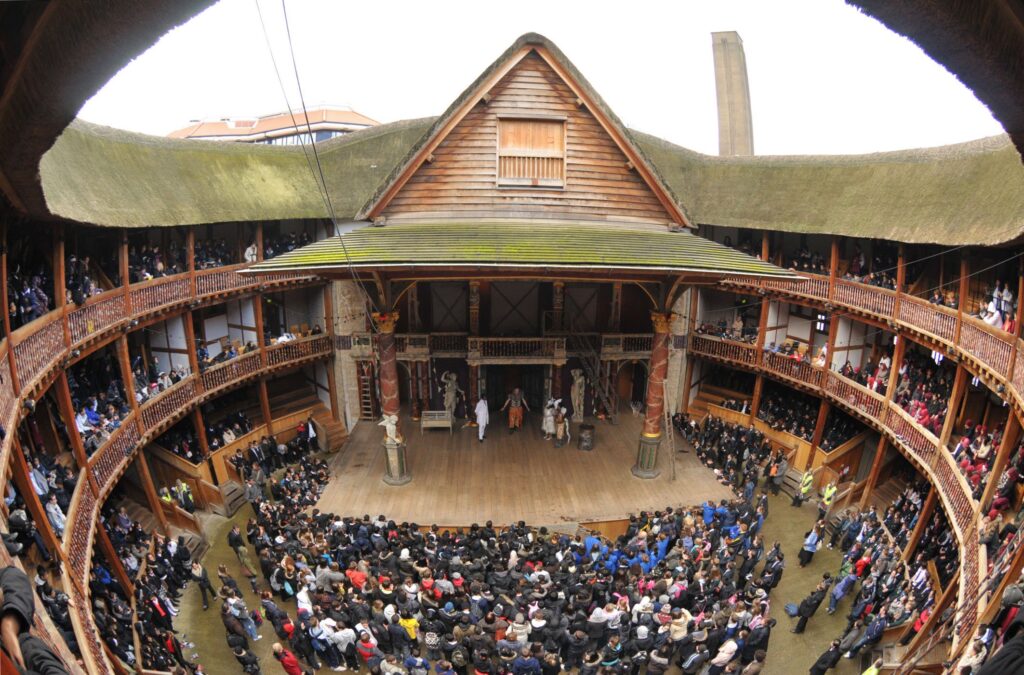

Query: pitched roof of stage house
left=38, top=33, right=1024, bottom=246
left=244, top=220, right=795, bottom=278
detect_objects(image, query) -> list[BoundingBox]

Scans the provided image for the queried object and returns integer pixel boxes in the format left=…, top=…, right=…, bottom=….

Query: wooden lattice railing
left=762, top=351, right=824, bottom=388
left=689, top=334, right=757, bottom=367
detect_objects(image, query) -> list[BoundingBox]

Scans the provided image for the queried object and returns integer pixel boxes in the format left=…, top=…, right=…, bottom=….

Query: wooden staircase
left=866, top=476, right=908, bottom=512
left=115, top=496, right=209, bottom=560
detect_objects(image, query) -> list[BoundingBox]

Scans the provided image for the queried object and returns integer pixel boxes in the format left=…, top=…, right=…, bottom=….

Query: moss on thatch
left=247, top=220, right=796, bottom=277
left=41, top=118, right=433, bottom=227
left=633, top=132, right=1024, bottom=246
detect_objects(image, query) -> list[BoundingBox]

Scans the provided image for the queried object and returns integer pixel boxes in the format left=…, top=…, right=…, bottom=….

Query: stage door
left=485, top=364, right=546, bottom=413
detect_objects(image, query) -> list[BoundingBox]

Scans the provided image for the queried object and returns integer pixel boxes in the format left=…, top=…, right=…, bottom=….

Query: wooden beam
left=810, top=399, right=830, bottom=451
left=11, top=437, right=66, bottom=566
left=608, top=282, right=622, bottom=332
left=955, top=251, right=969, bottom=343
left=182, top=311, right=201, bottom=382
left=134, top=451, right=169, bottom=536
left=324, top=284, right=341, bottom=422
left=259, top=379, right=273, bottom=435
left=116, top=335, right=140, bottom=418
left=1, top=220, right=20, bottom=393
left=256, top=222, right=265, bottom=262
left=902, top=487, right=937, bottom=562
left=54, top=372, right=96, bottom=494
left=192, top=408, right=210, bottom=459
left=939, top=364, right=968, bottom=447
left=894, top=243, right=906, bottom=317
left=94, top=518, right=134, bottom=596
left=749, top=374, right=765, bottom=421
left=253, top=295, right=267, bottom=366
left=186, top=226, right=196, bottom=297
left=979, top=412, right=1020, bottom=511
left=761, top=231, right=770, bottom=262
left=885, top=335, right=907, bottom=404
left=828, top=236, right=839, bottom=301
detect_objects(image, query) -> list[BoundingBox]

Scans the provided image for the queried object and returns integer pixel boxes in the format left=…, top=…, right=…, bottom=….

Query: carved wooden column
left=375, top=311, right=409, bottom=485
left=406, top=283, right=421, bottom=332
left=134, top=451, right=169, bottom=535
left=859, top=437, right=889, bottom=508
left=468, top=281, right=481, bottom=336
left=609, top=282, right=622, bottom=332
left=902, top=487, right=937, bottom=562
left=633, top=311, right=671, bottom=479
left=552, top=281, right=565, bottom=332
left=552, top=364, right=563, bottom=400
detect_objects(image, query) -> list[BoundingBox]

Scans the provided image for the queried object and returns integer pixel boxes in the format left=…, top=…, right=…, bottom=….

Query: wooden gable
left=378, top=50, right=680, bottom=226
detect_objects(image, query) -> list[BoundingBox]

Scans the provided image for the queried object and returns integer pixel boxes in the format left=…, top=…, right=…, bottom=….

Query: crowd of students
left=264, top=231, right=313, bottom=260
left=68, top=354, right=131, bottom=455
left=835, top=353, right=892, bottom=397
left=65, top=253, right=106, bottom=305
left=128, top=242, right=187, bottom=283
left=695, top=314, right=756, bottom=344
left=7, top=263, right=54, bottom=329
left=893, top=350, right=954, bottom=436
left=756, top=387, right=818, bottom=442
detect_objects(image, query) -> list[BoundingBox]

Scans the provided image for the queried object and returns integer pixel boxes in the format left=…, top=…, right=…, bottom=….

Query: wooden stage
left=319, top=409, right=732, bottom=527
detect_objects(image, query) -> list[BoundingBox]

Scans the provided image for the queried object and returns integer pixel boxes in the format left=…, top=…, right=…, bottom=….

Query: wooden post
left=323, top=284, right=340, bottom=422
left=116, top=336, right=141, bottom=418
left=255, top=222, right=265, bottom=262
left=468, top=364, right=479, bottom=405
left=11, top=437, right=66, bottom=564
left=894, top=243, right=906, bottom=317
left=55, top=373, right=95, bottom=491
left=902, top=488, right=937, bottom=562
left=828, top=236, right=839, bottom=301
left=192, top=408, right=211, bottom=459
left=119, top=230, right=131, bottom=314
left=1016, top=256, right=1024, bottom=338
left=94, top=520, right=134, bottom=595
left=609, top=282, right=622, bottom=332
left=749, top=375, right=764, bottom=420
left=904, top=569, right=960, bottom=654
left=186, top=226, right=197, bottom=298
left=940, top=365, right=969, bottom=447
left=955, top=251, right=969, bottom=343
left=406, top=282, right=421, bottom=332
left=374, top=311, right=409, bottom=485
left=859, top=437, right=889, bottom=508
left=761, top=231, right=770, bottom=261
left=259, top=379, right=273, bottom=434
left=134, top=451, right=169, bottom=535
left=979, top=413, right=1020, bottom=511
left=182, top=311, right=201, bottom=381
left=552, top=281, right=565, bottom=332
left=811, top=399, right=830, bottom=451
left=633, top=311, right=671, bottom=479
left=1, top=221, right=20, bottom=393
left=468, top=281, right=480, bottom=336
left=552, top=364, right=563, bottom=400
left=680, top=359, right=694, bottom=415
left=885, top=336, right=907, bottom=404
left=680, top=287, right=700, bottom=414
left=253, top=295, right=267, bottom=365
left=53, top=227, right=66, bottom=309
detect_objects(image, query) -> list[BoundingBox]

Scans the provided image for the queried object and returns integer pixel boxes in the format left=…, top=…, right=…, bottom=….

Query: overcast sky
left=78, top=0, right=1004, bottom=156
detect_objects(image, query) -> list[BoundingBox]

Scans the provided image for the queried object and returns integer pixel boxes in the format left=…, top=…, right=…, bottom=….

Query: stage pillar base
left=631, top=433, right=661, bottom=479
left=383, top=439, right=411, bottom=485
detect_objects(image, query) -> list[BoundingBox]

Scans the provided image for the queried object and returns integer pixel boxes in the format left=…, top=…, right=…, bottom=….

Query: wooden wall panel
left=383, top=52, right=672, bottom=224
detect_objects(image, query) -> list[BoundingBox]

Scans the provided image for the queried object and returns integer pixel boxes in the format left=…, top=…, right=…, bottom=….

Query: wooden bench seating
left=420, top=410, right=453, bottom=435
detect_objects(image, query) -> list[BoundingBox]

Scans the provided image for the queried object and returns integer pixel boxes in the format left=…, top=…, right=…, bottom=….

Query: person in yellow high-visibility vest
left=792, top=470, right=814, bottom=507
left=818, top=480, right=838, bottom=519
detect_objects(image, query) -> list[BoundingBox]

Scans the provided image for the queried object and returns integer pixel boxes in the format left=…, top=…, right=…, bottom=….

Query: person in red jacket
left=273, top=642, right=306, bottom=675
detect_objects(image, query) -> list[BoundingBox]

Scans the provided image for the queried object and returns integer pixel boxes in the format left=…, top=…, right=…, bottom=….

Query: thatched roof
left=633, top=131, right=1024, bottom=246
left=41, top=114, right=1024, bottom=245
left=246, top=220, right=797, bottom=278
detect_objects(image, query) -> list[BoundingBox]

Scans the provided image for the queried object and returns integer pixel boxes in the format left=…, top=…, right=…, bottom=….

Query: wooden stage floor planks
left=319, top=409, right=733, bottom=527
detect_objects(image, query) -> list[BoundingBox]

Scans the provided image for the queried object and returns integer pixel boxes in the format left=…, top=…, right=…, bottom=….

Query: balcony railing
left=763, top=350, right=824, bottom=389
left=140, top=377, right=197, bottom=434
left=201, top=351, right=263, bottom=392
left=689, top=334, right=757, bottom=367
left=429, top=332, right=469, bottom=355
left=824, top=371, right=886, bottom=420
left=601, top=334, right=654, bottom=358
left=67, top=293, right=127, bottom=344
left=467, top=337, right=566, bottom=362
left=266, top=335, right=332, bottom=367
left=129, top=275, right=192, bottom=315
left=897, top=294, right=958, bottom=346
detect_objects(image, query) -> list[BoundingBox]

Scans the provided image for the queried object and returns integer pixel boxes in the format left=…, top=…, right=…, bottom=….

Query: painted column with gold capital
left=633, top=311, right=672, bottom=479
left=374, top=311, right=410, bottom=485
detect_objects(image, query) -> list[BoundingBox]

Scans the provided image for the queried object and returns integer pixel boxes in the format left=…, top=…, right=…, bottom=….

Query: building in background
left=168, top=105, right=379, bottom=144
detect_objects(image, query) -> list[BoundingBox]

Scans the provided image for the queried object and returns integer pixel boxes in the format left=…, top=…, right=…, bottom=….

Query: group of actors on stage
left=472, top=388, right=573, bottom=445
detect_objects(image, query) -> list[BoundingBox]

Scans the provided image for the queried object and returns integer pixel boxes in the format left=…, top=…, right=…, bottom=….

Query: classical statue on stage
left=378, top=413, right=402, bottom=444
left=438, top=370, right=463, bottom=420
left=570, top=368, right=587, bottom=422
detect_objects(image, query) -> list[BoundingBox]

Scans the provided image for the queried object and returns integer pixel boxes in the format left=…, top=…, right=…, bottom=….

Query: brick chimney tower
left=712, top=31, right=755, bottom=156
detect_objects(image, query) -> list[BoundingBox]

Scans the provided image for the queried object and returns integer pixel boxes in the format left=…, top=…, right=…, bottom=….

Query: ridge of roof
left=355, top=33, right=690, bottom=226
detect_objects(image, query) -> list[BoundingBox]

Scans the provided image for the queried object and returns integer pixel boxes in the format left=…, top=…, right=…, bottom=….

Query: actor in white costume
left=474, top=396, right=489, bottom=442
